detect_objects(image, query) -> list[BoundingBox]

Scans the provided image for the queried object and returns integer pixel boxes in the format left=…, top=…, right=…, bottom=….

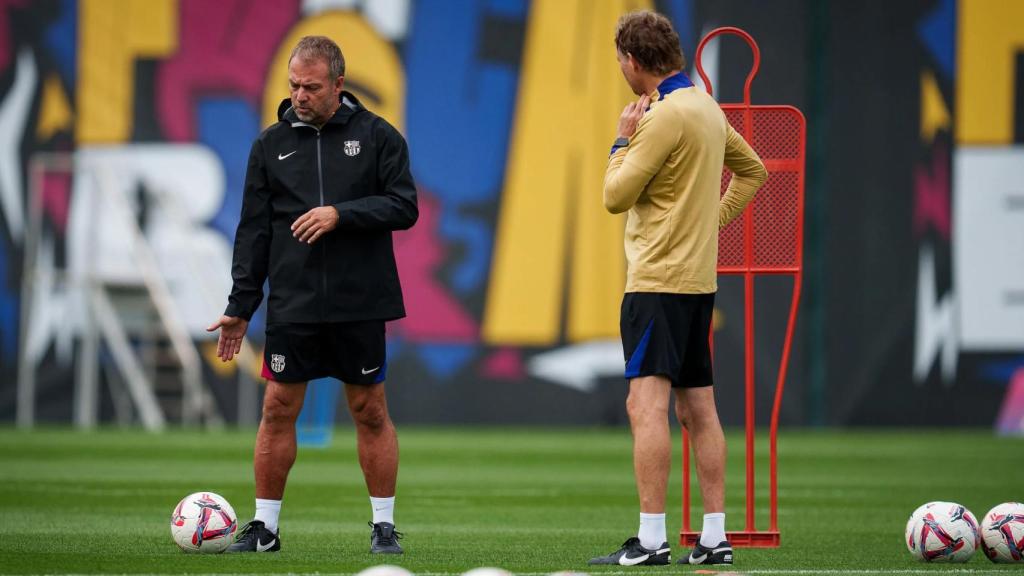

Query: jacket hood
left=277, top=90, right=366, bottom=126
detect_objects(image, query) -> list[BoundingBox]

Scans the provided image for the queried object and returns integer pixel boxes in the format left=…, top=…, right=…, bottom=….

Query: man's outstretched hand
left=206, top=315, right=248, bottom=362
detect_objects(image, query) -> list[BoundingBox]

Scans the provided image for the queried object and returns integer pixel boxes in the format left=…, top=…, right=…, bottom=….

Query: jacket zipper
left=316, top=130, right=327, bottom=318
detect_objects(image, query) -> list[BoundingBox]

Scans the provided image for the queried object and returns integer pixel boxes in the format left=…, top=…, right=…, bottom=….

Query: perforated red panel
left=752, top=108, right=803, bottom=160
left=717, top=106, right=805, bottom=272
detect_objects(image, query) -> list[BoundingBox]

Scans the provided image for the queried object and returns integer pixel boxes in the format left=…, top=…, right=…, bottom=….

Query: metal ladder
left=17, top=153, right=227, bottom=430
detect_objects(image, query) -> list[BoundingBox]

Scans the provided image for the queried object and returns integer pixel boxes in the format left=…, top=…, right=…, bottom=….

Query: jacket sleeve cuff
left=224, top=302, right=252, bottom=321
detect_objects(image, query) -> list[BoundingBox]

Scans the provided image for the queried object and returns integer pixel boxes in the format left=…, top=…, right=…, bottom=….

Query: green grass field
left=1, top=426, right=1022, bottom=575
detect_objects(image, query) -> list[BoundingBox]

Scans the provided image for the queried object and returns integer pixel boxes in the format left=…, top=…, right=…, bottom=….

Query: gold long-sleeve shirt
left=604, top=74, right=767, bottom=294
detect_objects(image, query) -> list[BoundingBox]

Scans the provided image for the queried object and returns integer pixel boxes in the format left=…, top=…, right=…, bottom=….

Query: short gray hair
left=290, top=36, right=345, bottom=78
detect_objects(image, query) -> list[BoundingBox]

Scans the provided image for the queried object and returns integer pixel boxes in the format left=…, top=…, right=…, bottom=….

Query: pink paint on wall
left=393, top=190, right=478, bottom=342
left=156, top=0, right=299, bottom=141
left=479, top=347, right=525, bottom=380
left=42, top=171, right=71, bottom=235
left=914, top=143, right=951, bottom=240
left=995, top=368, right=1024, bottom=436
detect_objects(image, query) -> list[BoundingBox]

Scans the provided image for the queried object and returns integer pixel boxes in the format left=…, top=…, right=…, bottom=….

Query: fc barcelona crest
left=344, top=140, right=361, bottom=157
left=270, top=354, right=286, bottom=373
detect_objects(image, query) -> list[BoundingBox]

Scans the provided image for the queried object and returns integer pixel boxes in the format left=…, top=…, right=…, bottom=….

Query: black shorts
left=261, top=321, right=387, bottom=385
left=620, top=292, right=715, bottom=388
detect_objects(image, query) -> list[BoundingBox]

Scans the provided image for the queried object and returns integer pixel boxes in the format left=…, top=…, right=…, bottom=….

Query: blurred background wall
left=0, top=0, right=1020, bottom=429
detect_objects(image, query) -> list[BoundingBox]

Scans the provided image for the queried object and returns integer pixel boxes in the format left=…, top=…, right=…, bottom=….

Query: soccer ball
left=462, top=569, right=512, bottom=576
left=905, top=501, right=954, bottom=554
left=462, top=569, right=513, bottom=576
left=906, top=501, right=947, bottom=542
left=356, top=566, right=414, bottom=576
left=980, top=502, right=1024, bottom=563
left=905, top=501, right=979, bottom=562
left=169, top=491, right=237, bottom=553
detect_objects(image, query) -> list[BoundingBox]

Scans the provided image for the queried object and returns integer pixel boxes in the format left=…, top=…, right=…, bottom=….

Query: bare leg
left=345, top=382, right=398, bottom=497
left=674, top=386, right=726, bottom=513
left=627, top=375, right=673, bottom=513
left=254, top=380, right=308, bottom=499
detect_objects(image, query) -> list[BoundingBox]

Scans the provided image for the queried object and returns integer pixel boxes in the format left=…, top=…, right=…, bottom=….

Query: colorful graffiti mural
left=0, top=0, right=703, bottom=421
left=0, top=0, right=1020, bottom=427
left=911, top=0, right=1024, bottom=432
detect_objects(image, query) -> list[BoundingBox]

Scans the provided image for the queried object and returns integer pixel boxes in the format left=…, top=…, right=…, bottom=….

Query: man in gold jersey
left=588, top=11, right=766, bottom=568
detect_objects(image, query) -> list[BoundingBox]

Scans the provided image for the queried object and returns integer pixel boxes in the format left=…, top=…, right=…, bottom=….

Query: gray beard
left=295, top=103, right=339, bottom=126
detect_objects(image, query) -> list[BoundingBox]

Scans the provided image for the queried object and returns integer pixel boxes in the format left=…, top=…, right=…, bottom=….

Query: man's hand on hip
left=206, top=315, right=248, bottom=362
left=292, top=206, right=340, bottom=244
left=617, top=93, right=651, bottom=139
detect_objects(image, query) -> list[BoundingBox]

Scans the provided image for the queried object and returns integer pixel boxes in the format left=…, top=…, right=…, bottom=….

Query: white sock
left=254, top=498, right=281, bottom=534
left=638, top=512, right=666, bottom=550
left=700, top=512, right=726, bottom=547
left=370, top=496, right=395, bottom=525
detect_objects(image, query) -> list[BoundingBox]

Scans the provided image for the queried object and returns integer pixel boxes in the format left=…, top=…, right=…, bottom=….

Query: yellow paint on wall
left=37, top=73, right=73, bottom=140
left=76, top=0, right=178, bottom=143
left=920, top=70, right=950, bottom=144
left=956, top=0, right=1024, bottom=144
left=201, top=341, right=237, bottom=378
left=262, top=12, right=405, bottom=132
left=201, top=341, right=268, bottom=382
left=482, top=0, right=647, bottom=345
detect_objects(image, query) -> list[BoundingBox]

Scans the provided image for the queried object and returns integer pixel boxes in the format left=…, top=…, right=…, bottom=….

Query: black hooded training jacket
left=224, top=91, right=418, bottom=324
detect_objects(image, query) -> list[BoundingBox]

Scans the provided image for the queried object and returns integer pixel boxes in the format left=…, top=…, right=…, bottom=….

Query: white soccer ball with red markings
left=170, top=491, right=238, bottom=553
left=906, top=501, right=948, bottom=539
left=980, top=502, right=1024, bottom=563
left=905, top=501, right=952, bottom=554
left=905, top=501, right=979, bottom=562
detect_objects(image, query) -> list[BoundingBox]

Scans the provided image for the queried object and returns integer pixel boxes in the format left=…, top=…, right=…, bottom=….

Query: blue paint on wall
left=43, top=0, right=77, bottom=86
left=416, top=343, right=478, bottom=380
left=663, top=0, right=695, bottom=57
left=0, top=238, right=18, bottom=359
left=196, top=98, right=260, bottom=242
left=917, top=0, right=955, bottom=78
left=404, top=0, right=525, bottom=294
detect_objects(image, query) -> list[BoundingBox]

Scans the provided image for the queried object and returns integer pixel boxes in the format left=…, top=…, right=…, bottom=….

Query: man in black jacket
left=207, top=35, right=417, bottom=555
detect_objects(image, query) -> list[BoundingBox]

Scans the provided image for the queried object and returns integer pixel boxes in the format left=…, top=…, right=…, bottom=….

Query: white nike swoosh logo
left=689, top=552, right=708, bottom=563
left=361, top=366, right=380, bottom=375
left=256, top=537, right=276, bottom=552
left=618, top=553, right=650, bottom=566
left=278, top=150, right=297, bottom=160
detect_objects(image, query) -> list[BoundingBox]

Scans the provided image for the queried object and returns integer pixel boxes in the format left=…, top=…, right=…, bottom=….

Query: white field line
left=39, top=570, right=1019, bottom=576
left=533, top=571, right=1024, bottom=576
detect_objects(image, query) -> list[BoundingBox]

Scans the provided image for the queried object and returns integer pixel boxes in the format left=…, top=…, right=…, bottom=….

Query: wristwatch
left=613, top=137, right=630, bottom=148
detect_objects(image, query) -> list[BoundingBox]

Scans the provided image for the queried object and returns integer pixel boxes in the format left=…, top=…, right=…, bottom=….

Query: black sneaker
left=369, top=521, right=404, bottom=554
left=227, top=520, right=280, bottom=553
left=679, top=539, right=732, bottom=565
left=588, top=537, right=670, bottom=566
